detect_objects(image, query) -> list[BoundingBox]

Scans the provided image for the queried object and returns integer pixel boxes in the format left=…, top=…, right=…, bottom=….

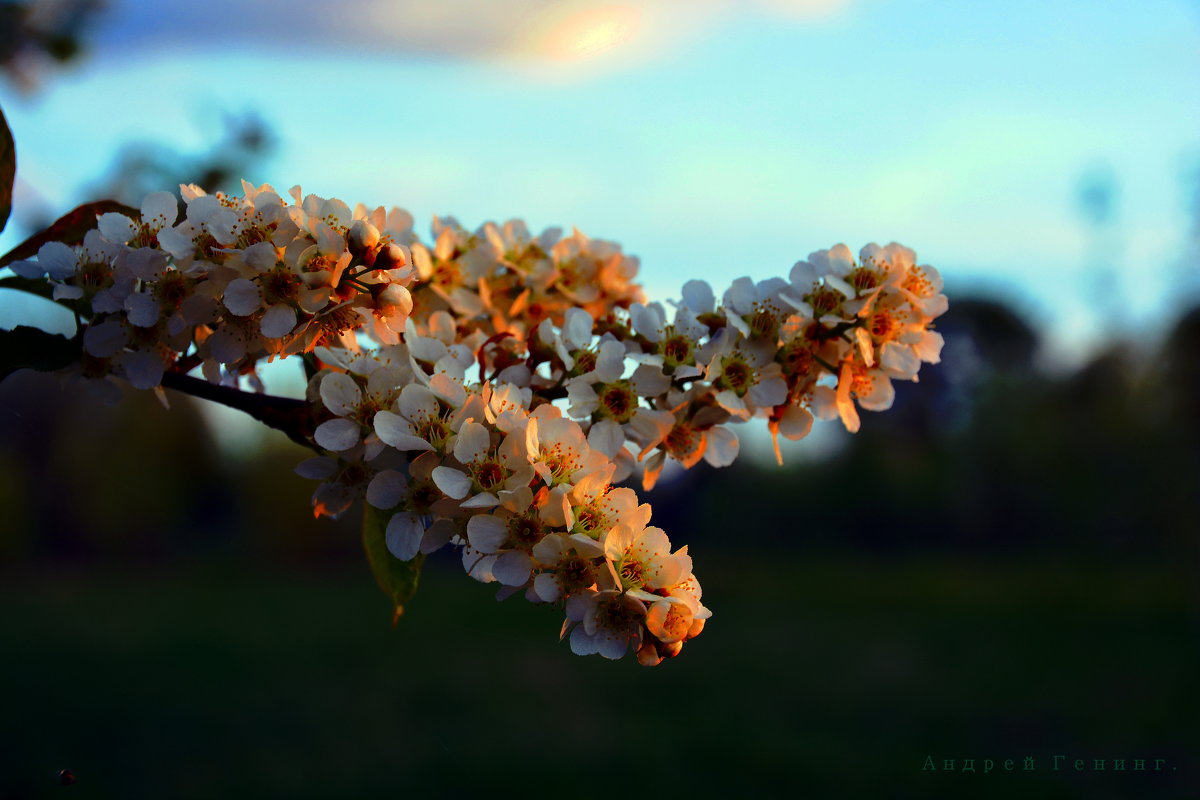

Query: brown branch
left=160, top=370, right=321, bottom=452
left=0, top=324, right=322, bottom=451
left=537, top=385, right=568, bottom=402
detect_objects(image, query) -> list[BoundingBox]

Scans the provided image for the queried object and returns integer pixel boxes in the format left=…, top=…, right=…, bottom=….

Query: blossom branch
left=2, top=179, right=948, bottom=665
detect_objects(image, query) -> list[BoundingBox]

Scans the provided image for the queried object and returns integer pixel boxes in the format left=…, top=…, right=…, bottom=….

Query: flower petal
left=374, top=410, right=433, bottom=451
left=314, top=418, right=361, bottom=451
left=37, top=241, right=77, bottom=279
left=223, top=278, right=262, bottom=316
left=432, top=466, right=472, bottom=499
left=320, top=372, right=362, bottom=417
left=681, top=279, right=714, bottom=314
left=702, top=426, right=739, bottom=467
left=366, top=469, right=409, bottom=509
left=97, top=212, right=137, bottom=244
left=778, top=405, right=814, bottom=440
left=116, top=350, right=163, bottom=390
left=587, top=419, right=624, bottom=458
left=9, top=259, right=46, bottom=279
left=123, top=292, right=159, bottom=328
left=467, top=514, right=507, bottom=553
left=295, top=456, right=337, bottom=479
left=399, top=383, right=439, bottom=421
left=83, top=320, right=127, bottom=358
left=385, top=512, right=423, bottom=560
left=260, top=304, right=297, bottom=338
left=140, top=191, right=179, bottom=232
left=493, top=551, right=532, bottom=587
left=453, top=421, right=490, bottom=464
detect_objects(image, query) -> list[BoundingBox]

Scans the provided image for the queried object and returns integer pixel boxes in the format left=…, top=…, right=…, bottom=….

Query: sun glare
left=534, top=4, right=642, bottom=62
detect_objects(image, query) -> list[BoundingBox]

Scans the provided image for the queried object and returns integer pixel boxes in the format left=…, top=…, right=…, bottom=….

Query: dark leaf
left=0, top=274, right=54, bottom=301
left=0, top=105, right=13, bottom=234
left=361, top=503, right=425, bottom=625
left=0, top=325, right=80, bottom=382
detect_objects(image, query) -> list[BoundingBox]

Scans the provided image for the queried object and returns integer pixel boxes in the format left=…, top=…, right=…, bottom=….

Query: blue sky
left=2, top=0, right=1198, bottom=368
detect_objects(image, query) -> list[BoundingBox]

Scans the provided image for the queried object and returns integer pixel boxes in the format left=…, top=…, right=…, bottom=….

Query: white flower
left=812, top=361, right=862, bottom=433
left=721, top=275, right=791, bottom=339
left=537, top=306, right=594, bottom=369
left=527, top=415, right=606, bottom=488
left=294, top=453, right=370, bottom=519
left=11, top=241, right=78, bottom=280
left=630, top=300, right=708, bottom=377
left=566, top=589, right=646, bottom=660
left=643, top=562, right=711, bottom=647
left=782, top=245, right=856, bottom=322
left=430, top=420, right=533, bottom=508
left=354, top=283, right=413, bottom=345
left=838, top=242, right=911, bottom=317
left=565, top=466, right=643, bottom=541
left=373, top=380, right=469, bottom=453
left=704, top=331, right=788, bottom=420
left=482, top=382, right=533, bottom=433
left=565, top=340, right=669, bottom=444
left=530, top=532, right=603, bottom=602
left=603, top=521, right=689, bottom=595
left=463, top=488, right=561, bottom=586
left=313, top=365, right=411, bottom=456
left=97, top=191, right=179, bottom=246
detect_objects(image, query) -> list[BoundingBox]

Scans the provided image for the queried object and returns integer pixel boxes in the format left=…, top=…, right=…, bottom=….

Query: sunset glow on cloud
left=532, top=4, right=641, bottom=61
left=85, top=0, right=852, bottom=76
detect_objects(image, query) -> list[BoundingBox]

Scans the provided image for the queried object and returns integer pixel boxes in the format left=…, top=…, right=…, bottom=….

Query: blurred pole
left=1074, top=161, right=1122, bottom=336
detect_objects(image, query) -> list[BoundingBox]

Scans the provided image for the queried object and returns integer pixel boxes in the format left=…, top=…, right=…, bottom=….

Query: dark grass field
left=1, top=553, right=1195, bottom=799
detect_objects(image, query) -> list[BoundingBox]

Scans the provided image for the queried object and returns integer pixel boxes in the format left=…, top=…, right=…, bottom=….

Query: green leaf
left=0, top=105, right=14, bottom=235
left=361, top=503, right=425, bottom=625
left=0, top=199, right=138, bottom=269
left=0, top=325, right=81, bottom=382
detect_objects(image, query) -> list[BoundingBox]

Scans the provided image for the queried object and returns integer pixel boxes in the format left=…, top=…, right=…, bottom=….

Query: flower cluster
left=298, top=363, right=708, bottom=665
left=403, top=240, right=948, bottom=488
left=8, top=182, right=948, bottom=665
left=11, top=182, right=419, bottom=395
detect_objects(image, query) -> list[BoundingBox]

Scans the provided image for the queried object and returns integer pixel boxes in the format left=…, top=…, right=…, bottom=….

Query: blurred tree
left=0, top=0, right=103, bottom=91
left=1159, top=305, right=1200, bottom=454
left=6, top=109, right=274, bottom=241
left=0, top=368, right=358, bottom=564
left=1075, top=161, right=1122, bottom=322
left=82, top=110, right=273, bottom=209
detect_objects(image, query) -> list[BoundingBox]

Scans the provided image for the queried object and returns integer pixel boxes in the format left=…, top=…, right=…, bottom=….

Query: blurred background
left=0, top=0, right=1198, bottom=797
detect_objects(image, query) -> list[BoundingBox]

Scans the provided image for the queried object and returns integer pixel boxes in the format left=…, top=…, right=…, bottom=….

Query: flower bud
left=373, top=242, right=409, bottom=271
left=346, top=220, right=381, bottom=258
left=659, top=639, right=684, bottom=658
left=637, top=636, right=684, bottom=666
left=636, top=638, right=664, bottom=667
